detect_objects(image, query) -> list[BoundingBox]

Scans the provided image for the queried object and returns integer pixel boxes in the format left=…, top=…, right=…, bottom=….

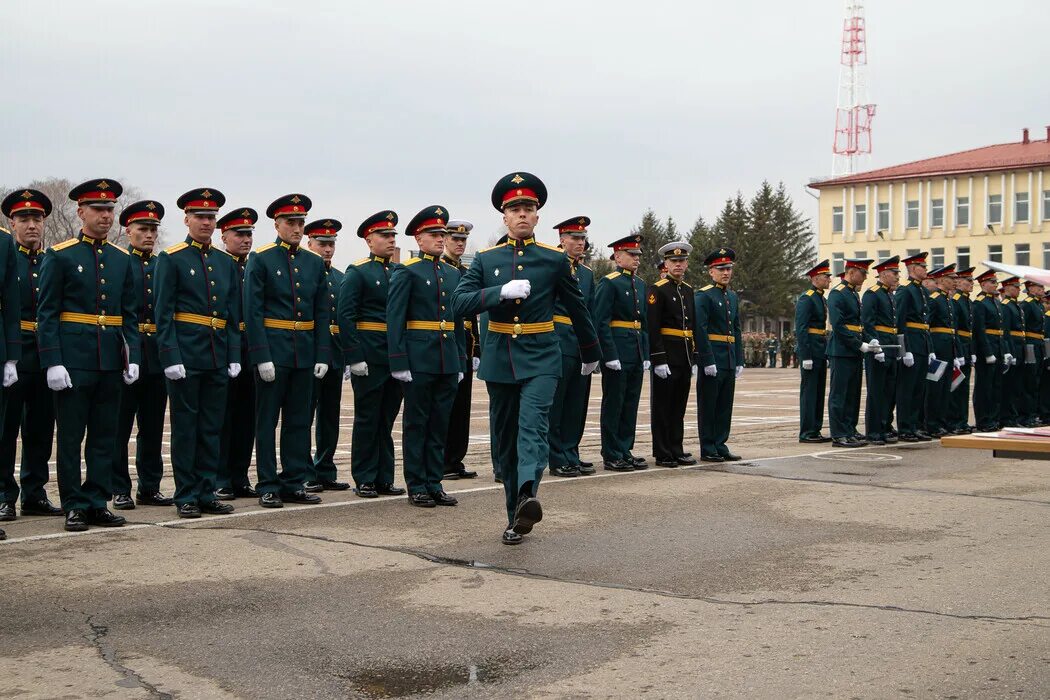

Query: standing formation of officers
left=0, top=173, right=747, bottom=544
left=796, top=251, right=1050, bottom=447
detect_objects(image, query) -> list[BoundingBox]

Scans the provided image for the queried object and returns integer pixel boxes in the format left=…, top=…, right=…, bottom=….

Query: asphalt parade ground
left=3, top=368, right=1050, bottom=698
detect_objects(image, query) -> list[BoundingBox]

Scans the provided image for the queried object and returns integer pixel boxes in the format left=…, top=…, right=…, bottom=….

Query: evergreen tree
left=632, top=209, right=670, bottom=285
left=685, top=215, right=715, bottom=288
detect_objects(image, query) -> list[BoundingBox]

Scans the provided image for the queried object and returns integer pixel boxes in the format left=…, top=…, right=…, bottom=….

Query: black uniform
left=647, top=276, right=696, bottom=463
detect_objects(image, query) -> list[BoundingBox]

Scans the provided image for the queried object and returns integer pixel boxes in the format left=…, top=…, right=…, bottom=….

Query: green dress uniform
left=825, top=264, right=869, bottom=443
left=970, top=274, right=1005, bottom=431
left=949, top=280, right=975, bottom=433
left=1020, top=286, right=1045, bottom=426
left=924, top=268, right=960, bottom=436
left=795, top=260, right=830, bottom=442
left=894, top=256, right=933, bottom=439
left=1040, top=305, right=1050, bottom=424
left=1000, top=286, right=1025, bottom=427
left=441, top=230, right=481, bottom=479
left=113, top=202, right=169, bottom=503
left=338, top=211, right=403, bottom=493
left=450, top=172, right=600, bottom=531
left=38, top=194, right=141, bottom=519
left=861, top=261, right=900, bottom=443
left=694, top=249, right=745, bottom=459
left=594, top=241, right=649, bottom=468
left=245, top=194, right=331, bottom=502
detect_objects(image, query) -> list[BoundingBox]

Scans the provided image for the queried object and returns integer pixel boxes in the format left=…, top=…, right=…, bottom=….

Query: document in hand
left=926, top=357, right=947, bottom=382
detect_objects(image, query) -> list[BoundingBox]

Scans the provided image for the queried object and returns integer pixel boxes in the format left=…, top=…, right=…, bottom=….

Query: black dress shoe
left=502, top=528, right=523, bottom=545
left=87, top=508, right=126, bottom=527
left=915, top=431, right=933, bottom=441
left=234, top=484, right=258, bottom=498
left=355, top=483, right=379, bottom=498
left=680, top=453, right=692, bottom=459
left=177, top=503, right=202, bottom=519
left=868, top=438, right=886, bottom=446
left=429, top=490, right=458, bottom=506
left=282, top=490, right=321, bottom=505
left=549, top=465, right=580, bottom=477
left=259, top=493, right=283, bottom=508
left=136, top=491, right=174, bottom=506
left=409, top=492, right=436, bottom=508
left=112, top=494, right=135, bottom=510
left=886, top=430, right=899, bottom=440
left=444, top=468, right=478, bottom=480
left=376, top=484, right=406, bottom=496
left=885, top=434, right=899, bottom=444
left=676, top=455, right=697, bottom=466
left=199, top=501, right=235, bottom=515
left=0, top=502, right=16, bottom=521
left=0, top=527, right=5, bottom=540
left=321, top=480, right=352, bottom=491
left=213, top=487, right=236, bottom=501
left=655, top=459, right=679, bottom=468
left=20, top=498, right=63, bottom=516
left=494, top=475, right=504, bottom=484
left=700, top=454, right=725, bottom=463
left=721, top=452, right=742, bottom=461
left=65, top=509, right=88, bottom=532
left=629, top=455, right=648, bottom=467
left=512, top=496, right=542, bottom=534
left=303, top=481, right=324, bottom=493
left=897, top=433, right=920, bottom=442
left=603, top=459, right=633, bottom=472
left=832, top=438, right=863, bottom=448
left=575, top=463, right=596, bottom=475
left=799, top=436, right=827, bottom=444
left=927, top=429, right=947, bottom=438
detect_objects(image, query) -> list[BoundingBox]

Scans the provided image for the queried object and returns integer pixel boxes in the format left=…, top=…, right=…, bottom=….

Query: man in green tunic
left=895, top=252, right=934, bottom=442
left=949, top=267, right=976, bottom=434
left=826, top=258, right=875, bottom=448
left=971, top=269, right=1005, bottom=431
left=861, top=256, right=900, bottom=445
left=999, top=276, right=1024, bottom=428
left=795, top=259, right=831, bottom=443
left=1020, top=279, right=1045, bottom=427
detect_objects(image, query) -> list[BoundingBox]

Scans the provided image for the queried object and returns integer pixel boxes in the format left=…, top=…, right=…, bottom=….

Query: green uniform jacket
left=694, top=283, right=743, bottom=369
left=229, top=253, right=250, bottom=365
left=895, top=280, right=932, bottom=358
left=927, top=290, right=960, bottom=358
left=155, top=237, right=242, bottom=371
left=37, top=233, right=140, bottom=371
left=827, top=281, right=863, bottom=358
left=323, top=264, right=345, bottom=371
left=244, top=239, right=330, bottom=369
left=953, top=293, right=973, bottom=358
left=861, top=282, right=899, bottom=360
left=450, top=236, right=599, bottom=382
left=386, top=253, right=466, bottom=375
left=14, top=243, right=41, bottom=372
left=127, top=247, right=161, bottom=375
left=1001, top=298, right=1025, bottom=357
left=593, top=268, right=649, bottom=369
left=646, top=276, right=696, bottom=366
left=443, top=254, right=480, bottom=360
left=1022, top=296, right=1045, bottom=362
left=971, top=292, right=1004, bottom=359
left=338, top=254, right=397, bottom=367
left=794, top=286, right=828, bottom=362
left=553, top=257, right=595, bottom=360
left=0, top=230, right=20, bottom=364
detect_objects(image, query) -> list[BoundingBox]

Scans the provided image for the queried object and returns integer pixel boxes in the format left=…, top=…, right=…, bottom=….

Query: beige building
left=809, top=128, right=1050, bottom=273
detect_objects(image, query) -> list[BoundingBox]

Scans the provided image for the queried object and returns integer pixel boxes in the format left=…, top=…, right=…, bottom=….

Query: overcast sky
left=3, top=0, right=1048, bottom=268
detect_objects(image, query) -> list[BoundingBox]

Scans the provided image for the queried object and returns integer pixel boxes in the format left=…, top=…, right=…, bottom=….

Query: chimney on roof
left=1046, top=125, right=1050, bottom=142
left=1022, top=127, right=1030, bottom=144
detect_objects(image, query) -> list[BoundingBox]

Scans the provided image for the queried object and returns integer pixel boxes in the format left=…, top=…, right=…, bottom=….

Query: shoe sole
left=178, top=512, right=202, bottom=519
left=64, top=524, right=89, bottom=532
left=89, top=521, right=126, bottom=527
left=512, top=498, right=542, bottom=535
left=433, top=500, right=458, bottom=507
left=410, top=501, right=437, bottom=508
left=502, top=536, right=523, bottom=545
left=259, top=501, right=284, bottom=509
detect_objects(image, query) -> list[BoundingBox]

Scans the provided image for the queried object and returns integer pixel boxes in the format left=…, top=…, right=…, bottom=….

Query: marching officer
left=694, top=248, right=745, bottom=461
left=0, top=189, right=61, bottom=528
left=999, top=276, right=1024, bottom=427
left=387, top=206, right=467, bottom=507
left=37, top=178, right=140, bottom=532
left=925, top=264, right=960, bottom=437
left=861, top=255, right=900, bottom=445
left=304, top=218, right=351, bottom=492
left=827, top=258, right=874, bottom=447
left=1020, top=279, right=1045, bottom=427
left=441, top=219, right=480, bottom=481
left=895, top=252, right=934, bottom=442
left=549, top=216, right=597, bottom=477
left=244, top=193, right=330, bottom=508
left=795, top=259, right=832, bottom=443
left=594, top=234, right=650, bottom=471
left=647, top=241, right=697, bottom=467
left=949, top=267, right=976, bottom=434
left=112, top=200, right=174, bottom=510
left=1040, top=292, right=1050, bottom=424
left=215, top=207, right=258, bottom=499
left=337, top=211, right=406, bottom=499
left=155, top=188, right=241, bottom=518
left=450, top=172, right=600, bottom=545
left=971, top=269, right=1005, bottom=431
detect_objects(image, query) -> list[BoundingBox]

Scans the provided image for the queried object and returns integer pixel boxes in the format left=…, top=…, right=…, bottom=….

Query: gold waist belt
left=874, top=325, right=896, bottom=334
left=138, top=323, right=157, bottom=333
left=905, top=322, right=929, bottom=330
left=660, top=328, right=693, bottom=338
left=986, top=329, right=1003, bottom=336
left=806, top=328, right=828, bottom=335
left=844, top=324, right=862, bottom=332
left=610, top=320, right=642, bottom=330
left=708, top=334, right=735, bottom=343
left=406, top=320, right=453, bottom=331
left=59, top=312, right=122, bottom=327
left=930, top=327, right=954, bottom=335
left=1009, top=330, right=1026, bottom=338
left=356, top=321, right=387, bottom=332
left=956, top=330, right=972, bottom=338
left=174, top=312, right=227, bottom=329
left=263, top=318, right=314, bottom=331
left=488, top=321, right=555, bottom=338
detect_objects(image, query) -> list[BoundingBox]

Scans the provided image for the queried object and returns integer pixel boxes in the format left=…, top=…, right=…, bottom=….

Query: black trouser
left=349, top=366, right=402, bottom=488
left=0, top=370, right=53, bottom=504
left=1022, top=349, right=1042, bottom=423
left=1040, top=364, right=1050, bottom=423
left=167, top=369, right=228, bottom=506
left=949, top=361, right=972, bottom=430
left=113, top=372, right=167, bottom=496
left=255, top=366, right=312, bottom=495
left=973, top=359, right=1003, bottom=430
left=1001, top=354, right=1024, bottom=426
left=218, top=369, right=255, bottom=490
left=864, top=355, right=896, bottom=439
left=798, top=358, right=827, bottom=440
left=828, top=356, right=862, bottom=439
left=309, top=368, right=343, bottom=483
left=896, top=352, right=929, bottom=435
left=651, top=363, right=691, bottom=461
left=54, top=370, right=122, bottom=512
left=443, top=367, right=473, bottom=473
left=697, top=367, right=736, bottom=457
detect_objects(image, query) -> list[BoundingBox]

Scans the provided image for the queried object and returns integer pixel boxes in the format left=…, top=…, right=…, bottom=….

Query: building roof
left=810, top=129, right=1050, bottom=189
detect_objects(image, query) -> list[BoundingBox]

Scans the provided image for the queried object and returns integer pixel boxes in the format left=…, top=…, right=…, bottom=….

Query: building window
left=1044, top=191, right=1050, bottom=222
left=1043, top=243, right=1050, bottom=269
left=832, top=206, right=843, bottom=233
left=832, top=253, right=845, bottom=276
left=931, top=199, right=944, bottom=228
left=1016, top=192, right=1030, bottom=223
left=956, top=197, right=970, bottom=227
left=988, top=244, right=1003, bottom=263
left=956, top=246, right=970, bottom=271
left=877, top=249, right=890, bottom=261
left=931, top=247, right=945, bottom=269
left=1015, top=243, right=1030, bottom=266
left=854, top=204, right=867, bottom=232
left=906, top=200, right=920, bottom=228
left=906, top=248, right=921, bottom=257
left=877, top=202, right=889, bottom=231
left=988, top=194, right=1002, bottom=224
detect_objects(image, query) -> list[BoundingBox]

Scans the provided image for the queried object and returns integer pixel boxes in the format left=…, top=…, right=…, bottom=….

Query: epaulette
left=1045, top=310, right=1050, bottom=317
left=536, top=241, right=560, bottom=252
left=352, top=257, right=371, bottom=267
left=834, top=282, right=846, bottom=291
left=440, top=260, right=458, bottom=270
left=654, top=278, right=669, bottom=287
left=107, top=242, right=129, bottom=255
left=680, top=280, right=693, bottom=289
left=700, top=284, right=713, bottom=291
left=952, top=293, right=961, bottom=300
left=255, top=242, right=277, bottom=254
left=0, top=226, right=10, bottom=235
left=804, top=289, right=814, bottom=296
left=51, top=238, right=79, bottom=251
left=604, top=271, right=621, bottom=280
left=404, top=257, right=422, bottom=266
left=930, top=291, right=941, bottom=299
left=165, top=242, right=188, bottom=254
left=478, top=242, right=509, bottom=254
left=1003, top=299, right=1012, bottom=304
left=900, top=280, right=911, bottom=286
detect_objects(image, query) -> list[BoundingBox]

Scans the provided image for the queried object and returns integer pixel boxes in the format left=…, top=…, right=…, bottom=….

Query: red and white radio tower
left=832, top=0, right=876, bottom=176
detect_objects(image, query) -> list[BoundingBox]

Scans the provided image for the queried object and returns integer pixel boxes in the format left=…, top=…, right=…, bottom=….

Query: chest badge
left=494, top=269, right=500, bottom=278
left=648, top=293, right=656, bottom=305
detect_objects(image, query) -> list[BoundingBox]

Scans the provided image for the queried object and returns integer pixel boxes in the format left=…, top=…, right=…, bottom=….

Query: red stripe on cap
left=501, top=188, right=538, bottom=206
left=125, top=210, right=160, bottom=224
left=558, top=224, right=587, bottom=233
left=708, top=256, right=732, bottom=266
left=182, top=199, right=219, bottom=211
left=809, top=265, right=830, bottom=275
left=846, top=260, right=868, bottom=270
left=77, top=191, right=114, bottom=203
left=412, top=218, right=446, bottom=234
left=273, top=204, right=307, bottom=217
left=365, top=221, right=395, bottom=235
left=307, top=227, right=338, bottom=237
left=10, top=200, right=44, bottom=213
left=221, top=218, right=253, bottom=232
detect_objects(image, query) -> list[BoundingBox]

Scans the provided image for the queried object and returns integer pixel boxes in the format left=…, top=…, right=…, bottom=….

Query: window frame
left=988, top=194, right=1003, bottom=225
left=906, top=200, right=920, bottom=229
left=832, top=206, right=844, bottom=234
left=931, top=198, right=944, bottom=228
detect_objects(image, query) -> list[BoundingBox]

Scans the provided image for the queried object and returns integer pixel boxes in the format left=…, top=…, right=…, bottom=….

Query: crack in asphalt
left=166, top=524, right=1050, bottom=629
left=66, top=607, right=174, bottom=699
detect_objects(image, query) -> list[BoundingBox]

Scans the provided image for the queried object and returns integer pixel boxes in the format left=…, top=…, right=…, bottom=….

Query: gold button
left=99, top=263, right=105, bottom=269
left=441, top=291, right=446, bottom=297
left=517, top=265, right=523, bottom=270
left=515, top=299, right=521, bottom=305
left=146, top=274, right=151, bottom=280
left=212, top=311, right=218, bottom=316
left=100, top=294, right=106, bottom=300
left=513, top=316, right=519, bottom=322
left=441, top=305, right=446, bottom=311
left=100, top=278, right=106, bottom=284
left=148, top=304, right=153, bottom=310
left=513, top=323, right=523, bottom=336
left=442, top=333, right=447, bottom=338
left=518, top=251, right=523, bottom=257
left=212, top=295, right=217, bottom=301
left=294, top=268, right=299, bottom=273
left=208, top=266, right=213, bottom=271
left=210, top=280, right=215, bottom=286
left=296, top=297, right=301, bottom=303
left=439, top=320, right=448, bottom=331
left=296, top=282, right=301, bottom=287
left=297, top=312, right=303, bottom=317
left=31, top=272, right=37, bottom=278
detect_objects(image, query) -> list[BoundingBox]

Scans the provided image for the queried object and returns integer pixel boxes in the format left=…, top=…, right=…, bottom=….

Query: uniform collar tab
left=78, top=231, right=106, bottom=247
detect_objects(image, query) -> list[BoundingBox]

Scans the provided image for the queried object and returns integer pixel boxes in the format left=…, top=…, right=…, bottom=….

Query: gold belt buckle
left=439, top=319, right=448, bottom=331
left=513, top=323, right=522, bottom=337
left=97, top=314, right=106, bottom=326
left=293, top=320, right=303, bottom=331
left=634, top=321, right=641, bottom=329
left=211, top=317, right=221, bottom=329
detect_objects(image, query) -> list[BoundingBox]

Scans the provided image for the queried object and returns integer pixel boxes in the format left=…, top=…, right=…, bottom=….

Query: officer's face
left=222, top=228, right=253, bottom=256
left=940, top=275, right=957, bottom=292
left=709, top=265, right=733, bottom=285
left=443, top=235, right=467, bottom=258
left=908, top=263, right=928, bottom=280
left=185, top=212, right=216, bottom=243
left=9, top=212, right=45, bottom=249
left=416, top=230, right=445, bottom=256
left=812, top=272, right=832, bottom=290
left=957, top=278, right=973, bottom=294
left=127, top=222, right=158, bottom=253
left=980, top=279, right=998, bottom=295
left=502, top=203, right=539, bottom=239
left=560, top=234, right=586, bottom=258
left=843, top=267, right=866, bottom=286
left=275, top=217, right=305, bottom=245
left=78, top=205, right=114, bottom=238
left=308, top=238, right=336, bottom=263
left=615, top=250, right=641, bottom=272
left=365, top=231, right=397, bottom=258
left=879, top=269, right=899, bottom=288
left=1004, top=284, right=1020, bottom=299
left=666, top=258, right=687, bottom=280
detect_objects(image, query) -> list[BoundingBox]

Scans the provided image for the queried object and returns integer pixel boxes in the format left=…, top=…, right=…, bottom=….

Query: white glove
left=499, top=279, right=531, bottom=300
left=122, top=363, right=139, bottom=385
left=704, top=364, right=717, bottom=377
left=971, top=355, right=977, bottom=365
left=953, top=357, right=964, bottom=369
left=349, top=361, right=369, bottom=377
left=581, top=360, right=599, bottom=375
left=258, top=361, right=276, bottom=382
left=46, top=365, right=72, bottom=391
left=164, top=364, right=187, bottom=381
left=343, top=366, right=353, bottom=381
left=692, top=365, right=698, bottom=376
left=1010, top=355, right=1018, bottom=366
left=313, top=363, right=328, bottom=379
left=604, top=359, right=622, bottom=371
left=228, top=362, right=241, bottom=378
left=928, top=352, right=937, bottom=364
left=2, top=360, right=17, bottom=388
left=874, top=352, right=886, bottom=363
left=868, top=338, right=881, bottom=348
left=735, top=366, right=743, bottom=379
left=471, top=357, right=480, bottom=372
left=860, top=342, right=871, bottom=353
left=392, top=370, right=413, bottom=382
left=903, top=352, right=915, bottom=367
left=654, top=364, right=671, bottom=379
left=801, top=359, right=814, bottom=370
left=860, top=338, right=880, bottom=353
left=458, top=372, right=465, bottom=383
left=643, top=360, right=651, bottom=371
left=1004, top=353, right=1015, bottom=366
left=985, top=355, right=996, bottom=364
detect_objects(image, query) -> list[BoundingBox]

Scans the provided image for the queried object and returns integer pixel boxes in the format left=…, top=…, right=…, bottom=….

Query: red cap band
left=365, top=221, right=395, bottom=235
left=412, top=218, right=446, bottom=234
left=501, top=188, right=538, bottom=207
left=125, top=210, right=161, bottom=225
